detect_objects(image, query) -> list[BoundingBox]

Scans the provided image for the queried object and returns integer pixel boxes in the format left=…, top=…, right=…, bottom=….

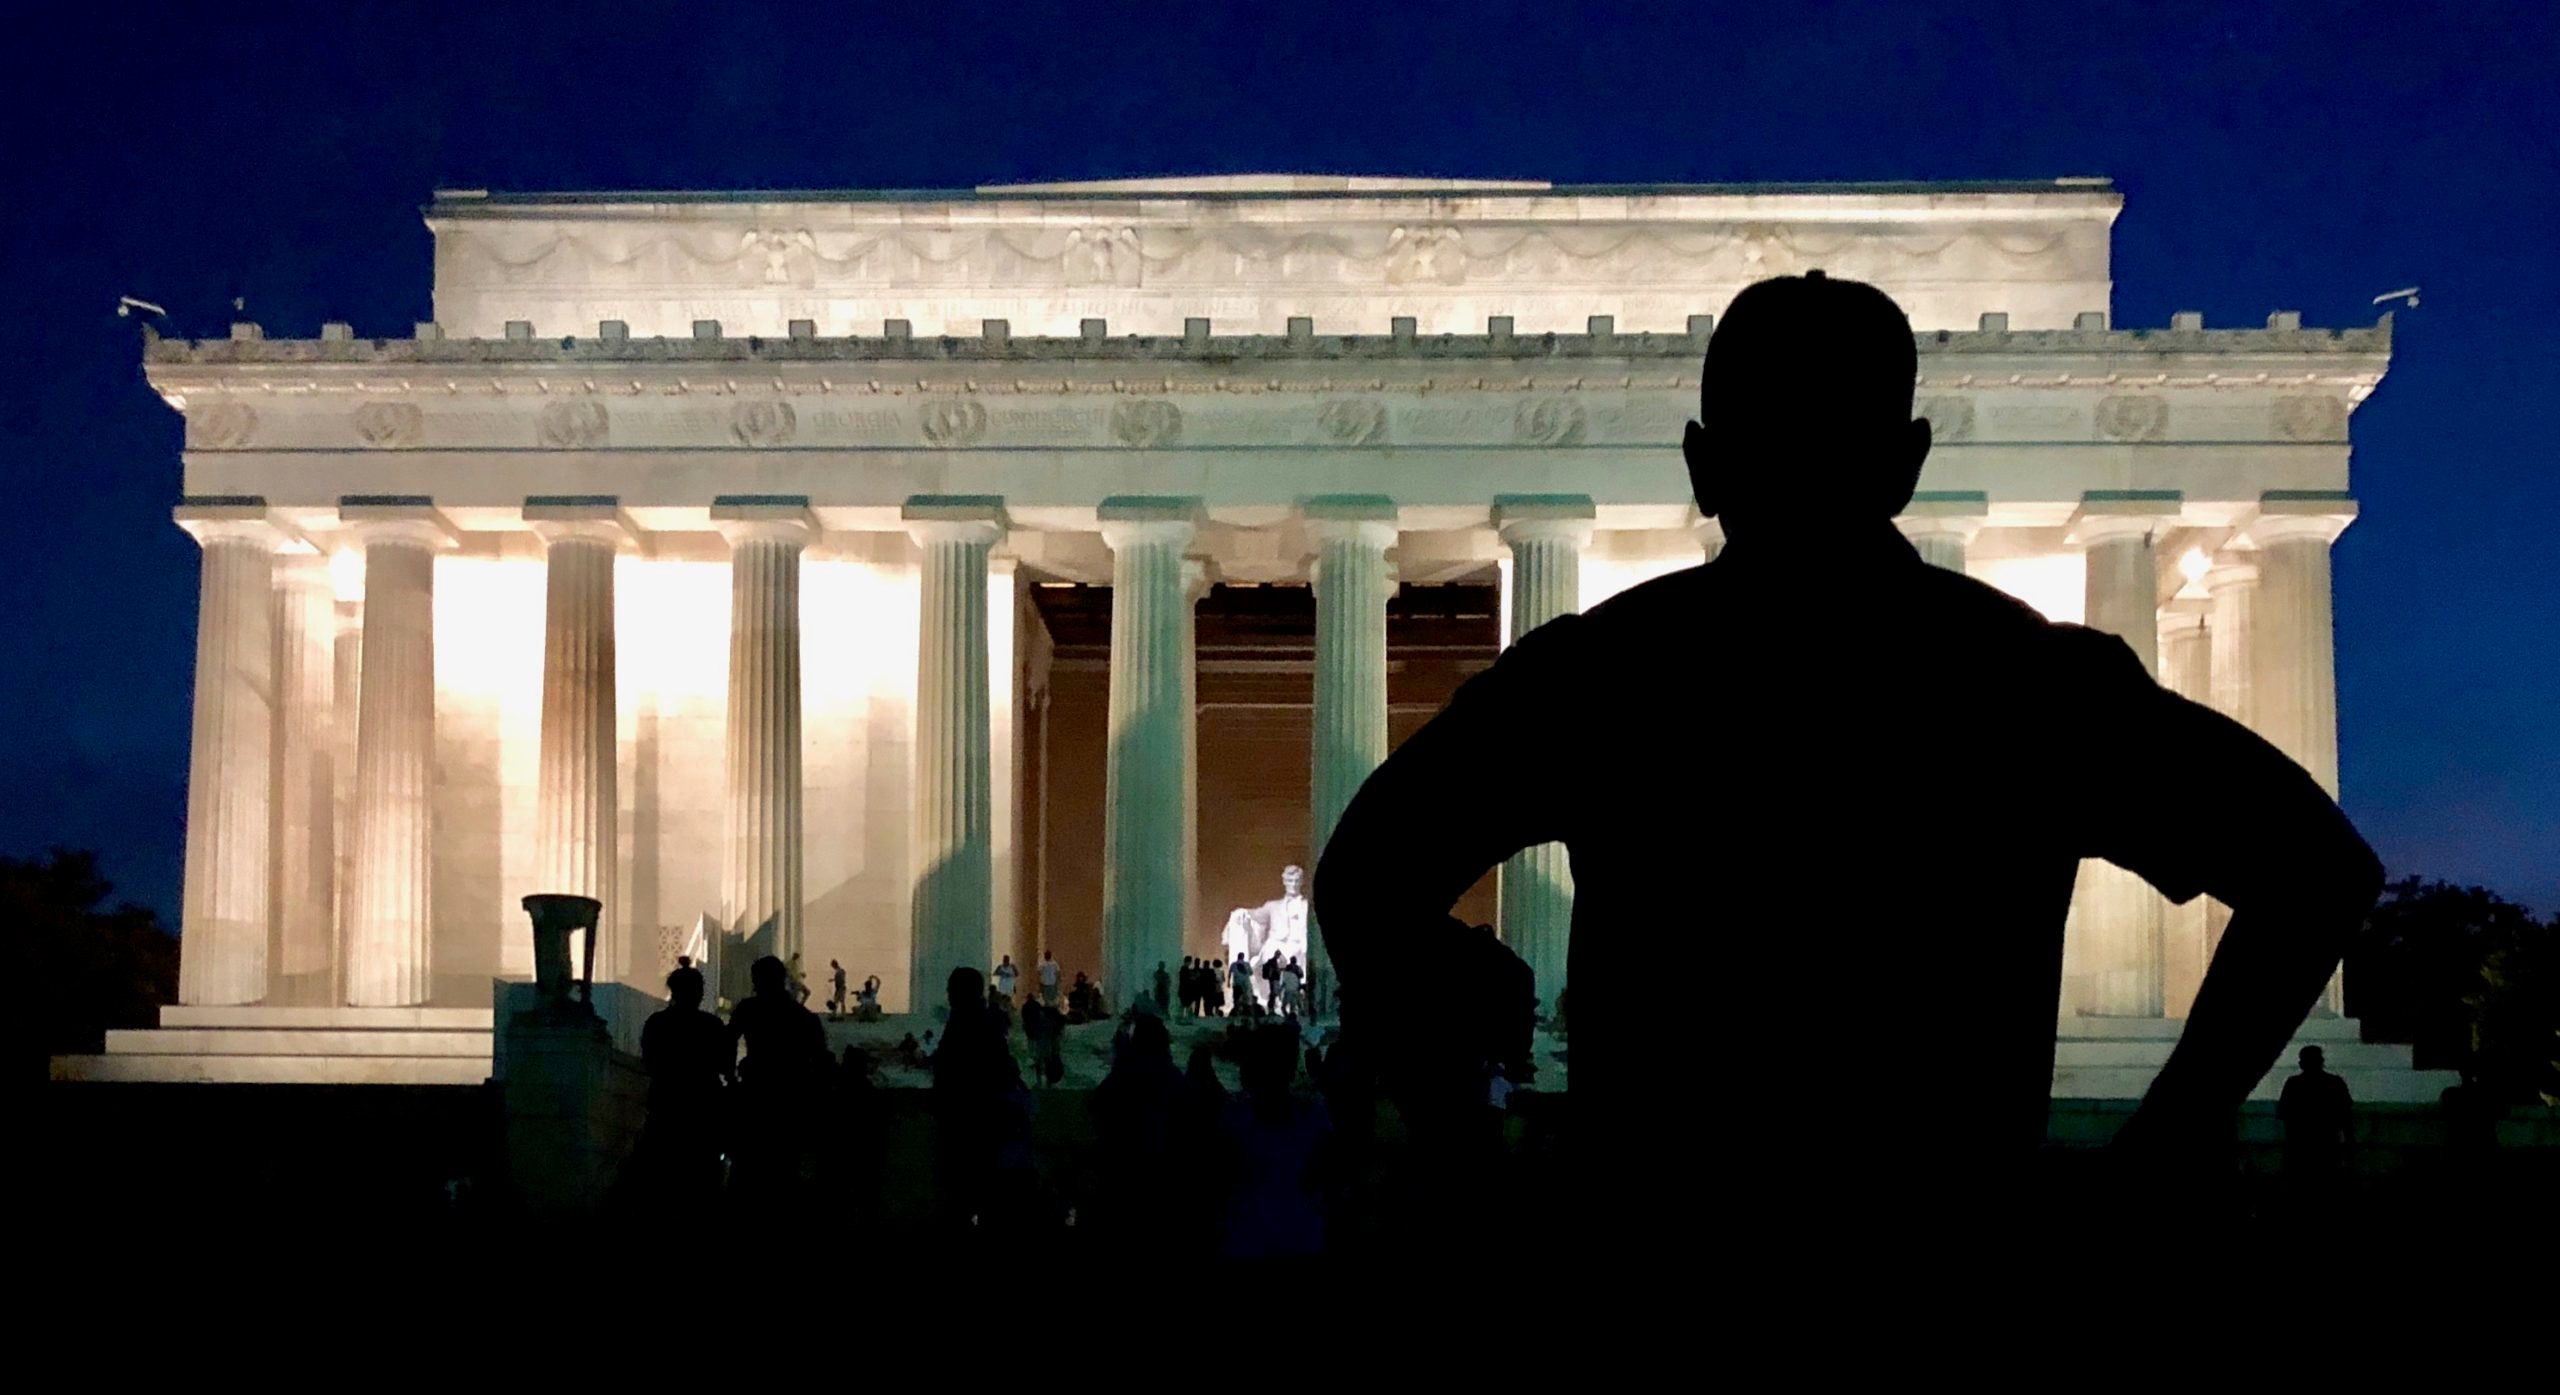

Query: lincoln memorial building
left=63, top=175, right=2438, bottom=1098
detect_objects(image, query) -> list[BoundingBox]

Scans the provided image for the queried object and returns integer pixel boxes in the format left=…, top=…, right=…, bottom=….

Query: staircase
left=50, top=1005, right=495, bottom=1085
left=2051, top=1014, right=2455, bottom=1102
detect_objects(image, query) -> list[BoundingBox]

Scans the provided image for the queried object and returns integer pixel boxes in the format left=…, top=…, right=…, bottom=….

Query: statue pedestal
left=500, top=1005, right=645, bottom=1215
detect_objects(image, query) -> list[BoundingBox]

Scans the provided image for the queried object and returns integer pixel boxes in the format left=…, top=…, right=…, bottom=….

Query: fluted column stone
left=529, top=501, right=630, bottom=988
left=714, top=499, right=814, bottom=983
left=175, top=503, right=286, bottom=1006
left=341, top=502, right=457, bottom=1007
left=330, top=588, right=362, bottom=1002
left=1495, top=495, right=1593, bottom=1014
left=1688, top=510, right=1727, bottom=563
left=1178, top=558, right=1208, bottom=954
left=2071, top=503, right=2173, bottom=1017
left=2249, top=495, right=2356, bottom=1014
left=2158, top=603, right=2213, bottom=1015
left=1098, top=498, right=1200, bottom=1011
left=270, top=552, right=338, bottom=1000
left=1308, top=497, right=1398, bottom=990
left=904, top=497, right=1005, bottom=1011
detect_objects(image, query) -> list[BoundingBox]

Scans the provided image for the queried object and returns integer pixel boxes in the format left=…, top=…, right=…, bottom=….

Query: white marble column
left=1178, top=558, right=1208, bottom=953
left=341, top=503, right=456, bottom=1007
left=1897, top=493, right=1989, bottom=573
left=2158, top=604, right=2213, bottom=1016
left=2202, top=558, right=2260, bottom=970
left=714, top=501, right=814, bottom=980
left=1495, top=496, right=1593, bottom=1014
left=904, top=497, right=1005, bottom=1011
left=2249, top=497, right=2356, bottom=1014
left=1098, top=498, right=1200, bottom=1011
left=330, top=582, right=362, bottom=1003
left=1689, top=511, right=1726, bottom=563
left=175, top=503, right=284, bottom=1006
left=528, top=501, right=629, bottom=988
left=2072, top=506, right=2171, bottom=1017
left=1308, top=497, right=1398, bottom=987
left=269, top=551, right=337, bottom=1001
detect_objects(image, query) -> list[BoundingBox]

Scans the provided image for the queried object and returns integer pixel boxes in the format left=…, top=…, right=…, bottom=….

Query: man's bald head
left=1682, top=272, right=1932, bottom=540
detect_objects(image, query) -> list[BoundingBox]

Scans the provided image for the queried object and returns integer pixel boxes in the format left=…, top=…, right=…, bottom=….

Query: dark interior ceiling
left=1031, top=580, right=1501, bottom=660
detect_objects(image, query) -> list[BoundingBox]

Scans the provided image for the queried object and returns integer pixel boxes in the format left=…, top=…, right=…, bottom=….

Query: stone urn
left=521, top=893, right=604, bottom=1011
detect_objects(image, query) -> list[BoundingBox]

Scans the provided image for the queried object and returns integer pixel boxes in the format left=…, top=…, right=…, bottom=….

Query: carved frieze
left=1384, top=225, right=1467, bottom=285
left=740, top=228, right=816, bottom=287
left=728, top=400, right=797, bottom=447
left=1317, top=399, right=1387, bottom=446
left=188, top=400, right=257, bottom=449
left=1109, top=399, right=1182, bottom=448
left=536, top=398, right=610, bottom=449
left=920, top=399, right=988, bottom=448
left=1063, top=226, right=1144, bottom=286
left=2274, top=396, right=2347, bottom=442
left=1917, top=396, right=1974, bottom=443
left=1512, top=397, right=1587, bottom=447
left=2094, top=395, right=2168, bottom=442
left=352, top=401, right=424, bottom=448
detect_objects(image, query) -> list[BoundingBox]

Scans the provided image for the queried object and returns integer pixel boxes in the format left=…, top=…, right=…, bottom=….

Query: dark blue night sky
left=2, top=0, right=2551, bottom=918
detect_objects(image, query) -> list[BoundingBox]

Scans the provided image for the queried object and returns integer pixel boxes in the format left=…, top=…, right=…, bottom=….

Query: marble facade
left=93, top=176, right=2405, bottom=1087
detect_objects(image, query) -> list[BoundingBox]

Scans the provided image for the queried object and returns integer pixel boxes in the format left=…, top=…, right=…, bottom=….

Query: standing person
left=1205, top=957, right=1227, bottom=1018
left=994, top=954, right=1020, bottom=1004
left=1314, top=271, right=2386, bottom=1256
left=1262, top=953, right=1282, bottom=1010
left=1153, top=961, right=1174, bottom=1017
left=1278, top=959, right=1303, bottom=1019
left=828, top=959, right=849, bottom=1019
left=2277, top=1045, right=2354, bottom=1193
left=635, top=965, right=731, bottom=1206
left=786, top=952, right=812, bottom=1006
left=1231, top=954, right=1254, bottom=1016
left=1038, top=950, right=1062, bottom=1006
left=727, top=955, right=828, bottom=1208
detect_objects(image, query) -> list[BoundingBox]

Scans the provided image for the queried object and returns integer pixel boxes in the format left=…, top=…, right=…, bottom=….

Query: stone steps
left=2053, top=1039, right=2416, bottom=1070
left=53, top=1003, right=495, bottom=1086
left=2055, top=1013, right=2361, bottom=1041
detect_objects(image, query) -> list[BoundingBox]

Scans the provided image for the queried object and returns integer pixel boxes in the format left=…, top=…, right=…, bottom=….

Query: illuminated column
left=269, top=551, right=338, bottom=1000
left=1098, top=497, right=1200, bottom=1010
left=1495, top=495, right=1593, bottom=1014
left=2072, top=501, right=2172, bottom=1017
left=1896, top=492, right=1990, bottom=572
left=342, top=501, right=457, bottom=1007
left=2249, top=494, right=2356, bottom=1014
left=1308, top=496, right=1398, bottom=987
left=2202, top=558, right=2260, bottom=967
left=1178, top=558, right=1208, bottom=951
left=329, top=577, right=362, bottom=1000
left=2158, top=604, right=2213, bottom=1016
left=528, top=500, right=629, bottom=986
left=714, top=499, right=814, bottom=976
left=990, top=554, right=1020, bottom=978
left=904, top=496, right=1005, bottom=1011
left=174, top=502, right=284, bottom=1006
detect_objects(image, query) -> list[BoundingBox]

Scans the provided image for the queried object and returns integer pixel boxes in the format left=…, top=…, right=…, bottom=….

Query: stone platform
left=2051, top=1014, right=2456, bottom=1102
left=50, top=1004, right=495, bottom=1085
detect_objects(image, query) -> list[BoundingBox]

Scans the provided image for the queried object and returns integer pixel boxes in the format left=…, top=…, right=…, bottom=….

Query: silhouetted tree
left=2350, top=876, right=2558, bottom=1105
left=14, top=848, right=177, bottom=1078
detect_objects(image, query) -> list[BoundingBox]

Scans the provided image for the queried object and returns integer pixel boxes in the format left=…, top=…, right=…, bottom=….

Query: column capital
left=902, top=494, right=1008, bottom=548
left=1685, top=507, right=1726, bottom=553
left=2246, top=491, right=2357, bottom=547
left=2203, top=559, right=2260, bottom=593
left=711, top=495, right=817, bottom=548
left=524, top=496, right=640, bottom=548
left=1896, top=490, right=1990, bottom=544
left=339, top=497, right=461, bottom=550
left=1098, top=495, right=1202, bottom=552
left=1302, top=495, right=1399, bottom=552
left=1494, top=493, right=1596, bottom=547
left=2067, top=490, right=2179, bottom=548
left=174, top=498, right=293, bottom=550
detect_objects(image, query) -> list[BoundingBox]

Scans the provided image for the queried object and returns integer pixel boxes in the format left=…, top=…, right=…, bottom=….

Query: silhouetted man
left=635, top=965, right=730, bottom=1205
left=728, top=954, right=828, bottom=1207
left=1315, top=272, right=2382, bottom=1251
left=2277, top=1045, right=2353, bottom=1176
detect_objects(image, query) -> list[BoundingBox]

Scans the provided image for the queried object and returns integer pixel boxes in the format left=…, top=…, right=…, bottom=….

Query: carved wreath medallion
left=189, top=401, right=257, bottom=449
left=2274, top=396, right=2346, bottom=442
left=1110, top=399, right=1182, bottom=449
left=536, top=398, right=609, bottom=449
left=1916, top=396, right=1974, bottom=444
left=1513, top=398, right=1587, bottom=447
left=2094, top=395, right=2168, bottom=442
left=352, top=401, right=424, bottom=449
left=1316, top=399, right=1387, bottom=447
left=920, top=399, right=988, bottom=448
left=729, top=400, right=797, bottom=448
